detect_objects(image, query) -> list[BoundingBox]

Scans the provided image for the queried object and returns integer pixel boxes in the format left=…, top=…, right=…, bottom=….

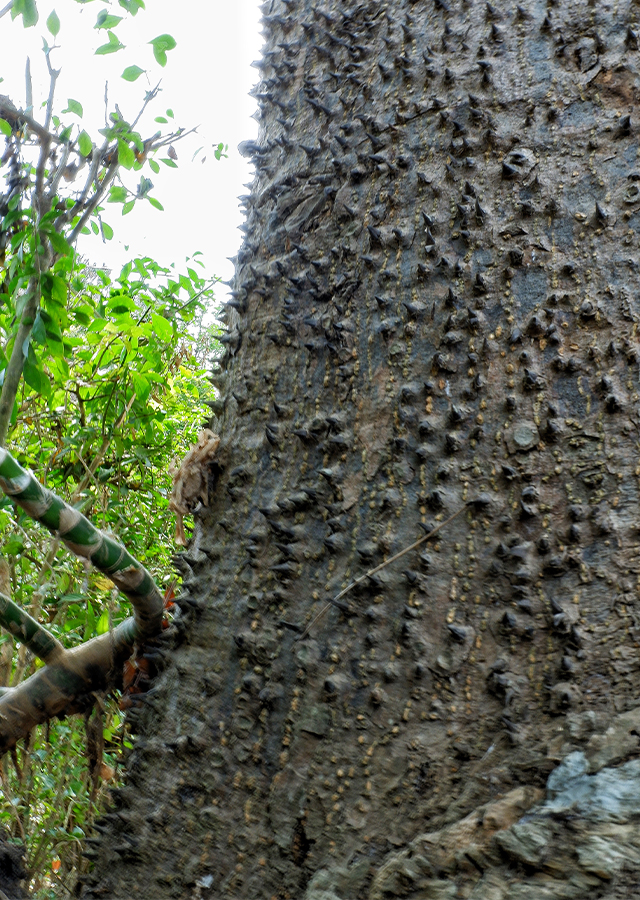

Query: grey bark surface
left=81, top=1, right=640, bottom=898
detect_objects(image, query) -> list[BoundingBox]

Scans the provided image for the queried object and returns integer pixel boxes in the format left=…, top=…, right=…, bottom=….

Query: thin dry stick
left=296, top=503, right=469, bottom=642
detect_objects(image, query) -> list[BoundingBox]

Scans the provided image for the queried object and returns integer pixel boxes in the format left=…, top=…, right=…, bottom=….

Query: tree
left=47, top=0, right=640, bottom=897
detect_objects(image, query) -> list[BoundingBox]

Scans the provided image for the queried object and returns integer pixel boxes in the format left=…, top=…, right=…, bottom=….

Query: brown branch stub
left=169, top=429, right=220, bottom=546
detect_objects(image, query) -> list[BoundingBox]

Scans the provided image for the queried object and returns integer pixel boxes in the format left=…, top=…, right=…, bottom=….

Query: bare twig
left=58, top=140, right=108, bottom=229
left=43, top=46, right=61, bottom=132
left=0, top=277, right=43, bottom=446
left=295, top=504, right=469, bottom=642
left=25, top=57, right=32, bottom=115
left=47, top=140, right=71, bottom=197
left=0, top=0, right=13, bottom=20
left=68, top=159, right=118, bottom=244
left=130, top=81, right=162, bottom=130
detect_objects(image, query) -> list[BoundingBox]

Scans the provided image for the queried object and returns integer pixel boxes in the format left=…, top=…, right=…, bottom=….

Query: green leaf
left=63, top=98, right=84, bottom=118
left=117, top=138, right=135, bottom=169
left=131, top=371, right=150, bottom=403
left=151, top=312, right=173, bottom=342
left=147, top=196, right=164, bottom=211
left=149, top=33, right=176, bottom=67
left=48, top=231, right=72, bottom=256
left=148, top=159, right=159, bottom=174
left=102, top=222, right=114, bottom=240
left=96, top=609, right=109, bottom=635
left=43, top=273, right=67, bottom=304
left=154, top=116, right=168, bottom=124
left=122, top=64, right=144, bottom=82
left=119, top=0, right=144, bottom=13
left=0, top=119, right=11, bottom=137
left=31, top=312, right=46, bottom=345
left=107, top=294, right=136, bottom=314
left=78, top=130, right=93, bottom=156
left=46, top=9, right=60, bottom=35
left=96, top=31, right=125, bottom=54
left=12, top=0, right=38, bottom=27
left=108, top=185, right=128, bottom=203
left=161, top=158, right=178, bottom=168
left=122, top=200, right=135, bottom=215
left=95, top=10, right=123, bottom=28
left=23, top=356, right=48, bottom=396
left=72, top=309, right=91, bottom=326
left=4, top=537, right=24, bottom=556
left=166, top=108, right=174, bottom=119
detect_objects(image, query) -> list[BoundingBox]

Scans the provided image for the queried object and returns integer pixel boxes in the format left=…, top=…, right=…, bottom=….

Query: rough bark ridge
left=83, top=1, right=640, bottom=898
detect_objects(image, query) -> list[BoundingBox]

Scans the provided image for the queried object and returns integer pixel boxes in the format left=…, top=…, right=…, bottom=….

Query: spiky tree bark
left=81, top=1, right=640, bottom=898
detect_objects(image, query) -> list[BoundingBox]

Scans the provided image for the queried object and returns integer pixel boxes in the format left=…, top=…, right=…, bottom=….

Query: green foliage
left=149, top=33, right=177, bottom=67
left=45, top=10, right=59, bottom=36
left=1, top=721, right=112, bottom=897
left=11, top=0, right=38, bottom=28
left=0, top=0, right=224, bottom=894
left=121, top=64, right=144, bottom=82
left=61, top=98, right=83, bottom=118
left=0, top=248, right=220, bottom=896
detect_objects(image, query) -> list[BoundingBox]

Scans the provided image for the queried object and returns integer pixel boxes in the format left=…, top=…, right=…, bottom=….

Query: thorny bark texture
left=82, top=1, right=640, bottom=899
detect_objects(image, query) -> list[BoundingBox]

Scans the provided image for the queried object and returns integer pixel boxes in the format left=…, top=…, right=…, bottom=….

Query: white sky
left=1, top=0, right=262, bottom=303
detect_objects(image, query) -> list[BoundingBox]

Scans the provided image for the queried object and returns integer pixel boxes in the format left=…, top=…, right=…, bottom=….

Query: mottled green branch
left=0, top=448, right=164, bottom=641
left=0, top=591, right=63, bottom=663
left=0, top=619, right=136, bottom=754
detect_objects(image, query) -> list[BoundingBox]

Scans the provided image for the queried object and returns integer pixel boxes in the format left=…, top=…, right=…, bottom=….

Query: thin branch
left=58, top=140, right=108, bottom=229
left=130, top=81, right=162, bottom=131
left=25, top=57, right=32, bottom=116
left=295, top=504, right=470, bottom=642
left=0, top=0, right=13, bottom=20
left=0, top=276, right=42, bottom=447
left=151, top=125, right=198, bottom=151
left=43, top=46, right=60, bottom=133
left=68, top=159, right=118, bottom=245
left=47, top=140, right=71, bottom=197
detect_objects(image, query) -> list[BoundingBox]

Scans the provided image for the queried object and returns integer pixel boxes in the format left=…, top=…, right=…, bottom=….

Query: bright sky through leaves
left=1, top=0, right=262, bottom=298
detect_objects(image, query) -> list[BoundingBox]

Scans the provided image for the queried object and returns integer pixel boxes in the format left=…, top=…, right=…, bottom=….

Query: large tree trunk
left=82, top=1, right=640, bottom=898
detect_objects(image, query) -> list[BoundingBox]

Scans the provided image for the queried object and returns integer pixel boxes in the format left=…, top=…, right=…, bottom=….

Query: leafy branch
left=0, top=12, right=185, bottom=446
